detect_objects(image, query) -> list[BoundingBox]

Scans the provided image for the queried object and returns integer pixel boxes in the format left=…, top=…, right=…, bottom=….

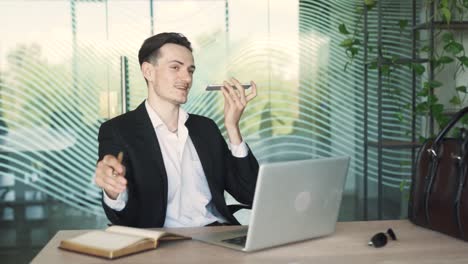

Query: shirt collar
left=145, top=100, right=189, bottom=131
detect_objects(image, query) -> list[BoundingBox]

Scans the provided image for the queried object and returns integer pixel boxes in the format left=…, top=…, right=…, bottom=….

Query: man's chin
left=174, top=98, right=188, bottom=105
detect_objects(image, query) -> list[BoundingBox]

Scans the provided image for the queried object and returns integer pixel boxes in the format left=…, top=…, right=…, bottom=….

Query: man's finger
left=222, top=81, right=236, bottom=105
left=102, top=154, right=125, bottom=174
left=103, top=174, right=126, bottom=192
left=104, top=166, right=127, bottom=187
left=118, top=166, right=127, bottom=183
left=104, top=184, right=121, bottom=197
left=246, top=81, right=257, bottom=102
left=95, top=160, right=126, bottom=184
left=231, top=77, right=247, bottom=105
left=221, top=86, right=232, bottom=107
left=224, top=81, right=243, bottom=108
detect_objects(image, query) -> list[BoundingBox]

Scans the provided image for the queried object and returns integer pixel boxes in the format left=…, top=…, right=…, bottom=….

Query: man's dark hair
left=138, top=32, right=192, bottom=66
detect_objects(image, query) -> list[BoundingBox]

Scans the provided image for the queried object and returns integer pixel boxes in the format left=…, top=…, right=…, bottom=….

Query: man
left=94, top=32, right=259, bottom=228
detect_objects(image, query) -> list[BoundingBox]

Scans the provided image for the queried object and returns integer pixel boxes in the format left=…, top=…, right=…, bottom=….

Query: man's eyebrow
left=168, top=60, right=196, bottom=70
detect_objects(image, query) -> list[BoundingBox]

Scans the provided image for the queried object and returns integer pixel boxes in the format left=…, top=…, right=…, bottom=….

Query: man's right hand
left=94, top=154, right=127, bottom=200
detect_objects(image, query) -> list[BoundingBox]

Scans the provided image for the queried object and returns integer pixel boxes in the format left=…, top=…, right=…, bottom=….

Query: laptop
left=193, top=156, right=350, bottom=252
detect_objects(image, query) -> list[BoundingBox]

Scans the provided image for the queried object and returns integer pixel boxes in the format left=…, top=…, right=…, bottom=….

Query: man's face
left=144, top=43, right=195, bottom=105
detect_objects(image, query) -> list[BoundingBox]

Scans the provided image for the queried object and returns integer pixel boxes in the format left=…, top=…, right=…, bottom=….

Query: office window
left=0, top=0, right=419, bottom=227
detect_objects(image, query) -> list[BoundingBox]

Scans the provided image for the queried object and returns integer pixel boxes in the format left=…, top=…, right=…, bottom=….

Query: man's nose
left=180, top=71, right=192, bottom=83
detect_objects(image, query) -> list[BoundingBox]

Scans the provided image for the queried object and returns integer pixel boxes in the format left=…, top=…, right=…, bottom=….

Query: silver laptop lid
left=245, top=156, right=350, bottom=251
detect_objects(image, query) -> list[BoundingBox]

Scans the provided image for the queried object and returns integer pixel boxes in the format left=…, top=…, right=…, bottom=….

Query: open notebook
left=59, top=225, right=188, bottom=259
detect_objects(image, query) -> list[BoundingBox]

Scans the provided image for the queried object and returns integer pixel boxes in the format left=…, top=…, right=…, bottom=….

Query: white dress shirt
left=103, top=100, right=248, bottom=227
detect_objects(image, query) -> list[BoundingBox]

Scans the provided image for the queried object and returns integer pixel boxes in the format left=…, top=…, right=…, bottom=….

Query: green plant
left=337, top=1, right=468, bottom=204
left=338, top=0, right=375, bottom=71
left=338, top=0, right=468, bottom=140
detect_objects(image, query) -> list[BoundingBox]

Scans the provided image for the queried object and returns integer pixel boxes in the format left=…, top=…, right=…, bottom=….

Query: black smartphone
left=205, top=84, right=251, bottom=91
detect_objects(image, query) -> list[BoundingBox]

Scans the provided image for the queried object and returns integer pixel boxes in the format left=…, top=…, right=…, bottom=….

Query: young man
left=94, top=32, right=259, bottom=228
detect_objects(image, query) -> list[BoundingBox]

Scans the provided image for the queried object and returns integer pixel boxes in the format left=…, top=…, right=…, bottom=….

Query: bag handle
left=421, top=107, right=468, bottom=227
left=432, top=107, right=468, bottom=152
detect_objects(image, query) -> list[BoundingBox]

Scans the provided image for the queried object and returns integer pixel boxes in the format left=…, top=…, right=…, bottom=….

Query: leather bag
left=409, top=107, right=468, bottom=241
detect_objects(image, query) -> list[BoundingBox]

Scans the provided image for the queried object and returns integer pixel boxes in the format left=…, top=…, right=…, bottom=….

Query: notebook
left=193, top=156, right=350, bottom=252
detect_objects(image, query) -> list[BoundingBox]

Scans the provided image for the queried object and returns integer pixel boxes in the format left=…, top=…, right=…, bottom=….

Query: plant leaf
left=440, top=7, right=451, bottom=24
left=400, top=179, right=407, bottom=192
left=381, top=64, right=391, bottom=76
left=346, top=47, right=359, bottom=58
left=399, top=20, right=408, bottom=31
left=437, top=114, right=450, bottom=129
left=364, top=0, right=376, bottom=10
left=340, top=38, right=354, bottom=47
left=456, top=86, right=467, bottom=93
left=444, top=41, right=464, bottom=55
left=391, top=55, right=400, bottom=63
left=338, top=23, right=350, bottom=35
left=368, top=60, right=378, bottom=70
left=428, top=94, right=438, bottom=104
left=421, top=45, right=431, bottom=52
left=431, top=103, right=444, bottom=115
left=438, top=56, right=454, bottom=64
left=396, top=112, right=404, bottom=122
left=461, top=115, right=468, bottom=125
left=356, top=6, right=364, bottom=14
left=458, top=56, right=468, bottom=67
left=449, top=96, right=461, bottom=105
left=442, top=32, right=454, bottom=43
left=412, top=63, right=426, bottom=75
left=416, top=102, right=428, bottom=113
left=464, top=0, right=468, bottom=8
left=417, top=87, right=429, bottom=96
left=419, top=135, right=427, bottom=143
left=424, top=80, right=443, bottom=89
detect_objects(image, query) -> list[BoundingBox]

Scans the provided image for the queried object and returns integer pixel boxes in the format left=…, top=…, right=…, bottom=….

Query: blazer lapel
left=187, top=116, right=215, bottom=189
left=133, top=102, right=168, bottom=206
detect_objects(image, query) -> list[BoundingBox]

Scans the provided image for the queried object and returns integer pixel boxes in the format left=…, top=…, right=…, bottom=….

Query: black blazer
left=98, top=102, right=259, bottom=227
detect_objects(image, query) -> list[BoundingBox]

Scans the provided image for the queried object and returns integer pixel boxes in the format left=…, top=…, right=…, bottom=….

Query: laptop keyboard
left=222, top=235, right=247, bottom=247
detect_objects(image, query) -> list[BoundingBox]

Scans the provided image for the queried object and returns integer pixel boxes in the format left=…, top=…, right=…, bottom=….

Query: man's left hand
left=221, top=78, right=257, bottom=145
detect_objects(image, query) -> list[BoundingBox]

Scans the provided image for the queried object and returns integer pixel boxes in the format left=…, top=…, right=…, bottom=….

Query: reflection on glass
left=0, top=1, right=415, bottom=228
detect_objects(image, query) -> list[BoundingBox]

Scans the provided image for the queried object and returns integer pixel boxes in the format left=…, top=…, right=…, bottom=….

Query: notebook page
left=106, top=225, right=166, bottom=241
left=67, top=231, right=144, bottom=251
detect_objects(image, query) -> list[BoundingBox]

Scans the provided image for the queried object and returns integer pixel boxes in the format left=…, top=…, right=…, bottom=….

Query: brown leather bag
left=409, top=107, right=468, bottom=241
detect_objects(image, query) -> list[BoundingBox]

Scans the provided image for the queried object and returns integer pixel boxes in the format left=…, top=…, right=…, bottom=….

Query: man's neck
left=147, top=96, right=179, bottom=132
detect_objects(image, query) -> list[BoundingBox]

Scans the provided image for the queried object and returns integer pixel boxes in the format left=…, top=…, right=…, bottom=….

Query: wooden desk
left=31, top=220, right=468, bottom=264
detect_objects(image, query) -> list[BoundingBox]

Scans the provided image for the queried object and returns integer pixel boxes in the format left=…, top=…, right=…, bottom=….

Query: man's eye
left=171, top=66, right=179, bottom=70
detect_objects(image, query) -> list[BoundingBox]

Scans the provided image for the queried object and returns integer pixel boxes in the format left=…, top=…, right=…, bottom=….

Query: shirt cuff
left=230, top=141, right=248, bottom=158
left=103, top=188, right=128, bottom=211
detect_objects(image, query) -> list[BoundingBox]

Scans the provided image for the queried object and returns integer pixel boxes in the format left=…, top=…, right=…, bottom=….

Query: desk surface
left=32, top=220, right=468, bottom=264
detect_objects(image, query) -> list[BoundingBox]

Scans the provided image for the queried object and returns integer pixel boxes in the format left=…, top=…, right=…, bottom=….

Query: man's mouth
left=175, top=85, right=189, bottom=90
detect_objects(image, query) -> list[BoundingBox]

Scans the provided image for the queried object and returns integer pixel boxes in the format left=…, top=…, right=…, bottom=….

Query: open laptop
left=193, top=156, right=350, bottom=252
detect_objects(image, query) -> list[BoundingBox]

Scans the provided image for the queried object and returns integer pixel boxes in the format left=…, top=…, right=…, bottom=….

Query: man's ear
left=141, top=62, right=154, bottom=82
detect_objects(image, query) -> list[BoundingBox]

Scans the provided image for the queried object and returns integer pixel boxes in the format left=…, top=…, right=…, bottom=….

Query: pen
left=117, top=151, right=124, bottom=164
left=112, top=151, right=124, bottom=177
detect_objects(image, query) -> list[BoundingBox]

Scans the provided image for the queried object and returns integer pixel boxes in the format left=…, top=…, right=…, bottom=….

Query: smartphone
left=205, top=84, right=251, bottom=91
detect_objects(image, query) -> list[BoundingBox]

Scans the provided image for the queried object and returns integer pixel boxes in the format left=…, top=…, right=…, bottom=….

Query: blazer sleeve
left=212, top=121, right=259, bottom=205
left=98, top=121, right=138, bottom=226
